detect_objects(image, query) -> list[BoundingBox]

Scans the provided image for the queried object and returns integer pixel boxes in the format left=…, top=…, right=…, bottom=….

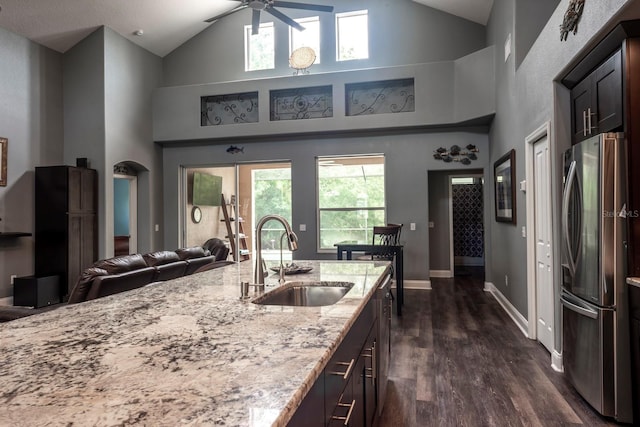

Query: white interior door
left=534, top=136, right=554, bottom=352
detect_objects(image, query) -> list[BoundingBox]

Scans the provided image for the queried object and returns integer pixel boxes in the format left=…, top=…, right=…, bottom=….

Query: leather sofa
left=0, top=242, right=232, bottom=322
left=69, top=244, right=230, bottom=303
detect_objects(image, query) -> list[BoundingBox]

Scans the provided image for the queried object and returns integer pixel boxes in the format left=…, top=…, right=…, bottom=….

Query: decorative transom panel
left=201, top=92, right=259, bottom=126
left=270, top=86, right=333, bottom=121
left=345, top=78, right=415, bottom=116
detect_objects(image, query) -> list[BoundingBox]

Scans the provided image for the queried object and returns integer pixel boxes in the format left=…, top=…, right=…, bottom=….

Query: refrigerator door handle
left=562, top=160, right=578, bottom=276
left=561, top=293, right=598, bottom=319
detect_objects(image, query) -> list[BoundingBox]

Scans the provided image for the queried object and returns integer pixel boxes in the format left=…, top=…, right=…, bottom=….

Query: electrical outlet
left=505, top=275, right=509, bottom=287
left=10, top=275, right=17, bottom=285
left=299, top=224, right=306, bottom=232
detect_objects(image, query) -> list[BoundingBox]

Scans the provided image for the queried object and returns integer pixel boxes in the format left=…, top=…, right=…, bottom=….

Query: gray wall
left=428, top=171, right=451, bottom=272
left=103, top=27, right=163, bottom=255
left=64, top=27, right=163, bottom=259
left=514, top=0, right=560, bottom=68
left=162, top=0, right=487, bottom=86
left=485, top=0, right=634, bottom=356
left=0, top=26, right=63, bottom=298
left=162, top=131, right=490, bottom=281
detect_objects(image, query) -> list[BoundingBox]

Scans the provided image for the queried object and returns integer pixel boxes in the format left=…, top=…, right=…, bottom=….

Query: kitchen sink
left=252, top=281, right=354, bottom=307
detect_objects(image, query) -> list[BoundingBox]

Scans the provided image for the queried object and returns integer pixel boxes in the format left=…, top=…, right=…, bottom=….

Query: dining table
left=335, top=242, right=404, bottom=315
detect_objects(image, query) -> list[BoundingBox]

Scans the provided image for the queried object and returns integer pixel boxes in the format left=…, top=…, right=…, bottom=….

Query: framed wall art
left=0, top=137, right=7, bottom=187
left=494, top=149, right=516, bottom=223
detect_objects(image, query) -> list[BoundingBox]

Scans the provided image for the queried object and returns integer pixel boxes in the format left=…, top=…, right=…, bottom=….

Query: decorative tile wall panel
left=270, top=86, right=333, bottom=121
left=201, top=92, right=259, bottom=126
left=345, top=78, right=415, bottom=116
left=452, top=183, right=484, bottom=258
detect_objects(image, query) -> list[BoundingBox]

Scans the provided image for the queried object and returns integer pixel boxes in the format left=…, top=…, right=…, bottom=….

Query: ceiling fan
left=205, top=0, right=334, bottom=35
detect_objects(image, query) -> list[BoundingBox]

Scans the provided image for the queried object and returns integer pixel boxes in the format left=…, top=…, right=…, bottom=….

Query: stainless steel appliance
left=561, top=132, right=633, bottom=423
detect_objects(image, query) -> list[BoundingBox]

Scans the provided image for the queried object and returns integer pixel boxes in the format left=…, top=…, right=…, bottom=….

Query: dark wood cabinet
left=570, top=49, right=623, bottom=144
left=35, top=166, right=98, bottom=301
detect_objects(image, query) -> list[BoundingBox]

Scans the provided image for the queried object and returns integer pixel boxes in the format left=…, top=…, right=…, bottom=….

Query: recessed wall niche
left=270, top=85, right=333, bottom=121
left=345, top=78, right=415, bottom=116
left=201, top=92, right=259, bottom=126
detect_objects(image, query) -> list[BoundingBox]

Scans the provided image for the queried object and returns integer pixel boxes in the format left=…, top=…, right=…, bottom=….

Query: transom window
left=245, top=22, right=275, bottom=71
left=317, top=155, right=385, bottom=250
left=290, top=16, right=321, bottom=64
left=336, top=10, right=369, bottom=61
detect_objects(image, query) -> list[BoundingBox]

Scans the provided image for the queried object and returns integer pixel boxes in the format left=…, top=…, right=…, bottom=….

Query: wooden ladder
left=220, top=194, right=250, bottom=262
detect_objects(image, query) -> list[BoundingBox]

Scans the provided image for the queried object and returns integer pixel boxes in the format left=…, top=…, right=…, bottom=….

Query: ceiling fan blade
left=204, top=4, right=248, bottom=23
left=273, top=1, right=334, bottom=12
left=252, top=9, right=261, bottom=35
left=265, top=7, right=305, bottom=31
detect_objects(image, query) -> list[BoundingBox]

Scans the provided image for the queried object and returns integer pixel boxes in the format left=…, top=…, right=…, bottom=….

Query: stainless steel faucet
left=254, top=214, right=298, bottom=285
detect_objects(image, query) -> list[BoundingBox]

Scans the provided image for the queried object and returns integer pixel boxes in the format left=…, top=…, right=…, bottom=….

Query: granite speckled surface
left=0, top=260, right=390, bottom=426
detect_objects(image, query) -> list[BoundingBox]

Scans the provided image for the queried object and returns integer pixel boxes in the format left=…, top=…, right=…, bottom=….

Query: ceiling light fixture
left=133, top=29, right=144, bottom=36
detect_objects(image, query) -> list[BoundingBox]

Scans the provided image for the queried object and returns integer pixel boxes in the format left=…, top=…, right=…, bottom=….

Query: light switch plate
left=410, top=223, right=416, bottom=231
left=299, top=224, right=306, bottom=232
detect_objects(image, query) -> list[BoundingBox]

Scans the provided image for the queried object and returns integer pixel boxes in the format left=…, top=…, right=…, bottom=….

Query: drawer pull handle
left=329, top=359, right=355, bottom=380
left=332, top=399, right=356, bottom=425
left=363, top=343, right=377, bottom=379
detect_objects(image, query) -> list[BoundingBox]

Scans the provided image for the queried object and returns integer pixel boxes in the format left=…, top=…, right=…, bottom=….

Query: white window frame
left=336, top=10, right=369, bottom=62
left=289, top=16, right=321, bottom=64
left=316, top=154, right=385, bottom=252
left=244, top=22, right=275, bottom=71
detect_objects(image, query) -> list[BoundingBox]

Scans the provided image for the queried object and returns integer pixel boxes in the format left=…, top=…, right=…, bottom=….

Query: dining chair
left=358, top=224, right=402, bottom=260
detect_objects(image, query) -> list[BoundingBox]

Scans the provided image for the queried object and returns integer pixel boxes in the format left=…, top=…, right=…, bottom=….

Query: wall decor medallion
left=560, top=0, right=585, bottom=41
left=433, top=144, right=479, bottom=165
left=0, top=137, right=7, bottom=187
left=289, top=47, right=316, bottom=75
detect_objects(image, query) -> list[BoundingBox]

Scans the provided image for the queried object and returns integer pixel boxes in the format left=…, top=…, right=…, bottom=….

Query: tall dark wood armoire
left=35, top=166, right=98, bottom=301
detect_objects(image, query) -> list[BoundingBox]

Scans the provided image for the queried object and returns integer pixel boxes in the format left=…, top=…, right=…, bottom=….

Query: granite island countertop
left=0, top=260, right=390, bottom=426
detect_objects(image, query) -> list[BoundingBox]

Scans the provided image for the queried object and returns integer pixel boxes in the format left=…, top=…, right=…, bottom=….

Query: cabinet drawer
left=324, top=301, right=374, bottom=425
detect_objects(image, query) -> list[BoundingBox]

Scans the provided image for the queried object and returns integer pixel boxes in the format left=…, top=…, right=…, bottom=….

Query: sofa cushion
left=94, top=254, right=147, bottom=274
left=68, top=267, right=109, bottom=304
left=175, top=246, right=207, bottom=260
left=143, top=250, right=181, bottom=267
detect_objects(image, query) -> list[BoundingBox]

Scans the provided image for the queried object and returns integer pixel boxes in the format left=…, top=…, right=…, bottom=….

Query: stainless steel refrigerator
left=561, top=132, right=633, bottom=423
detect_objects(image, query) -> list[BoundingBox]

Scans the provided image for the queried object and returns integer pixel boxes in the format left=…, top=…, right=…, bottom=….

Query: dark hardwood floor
left=379, top=272, right=622, bottom=427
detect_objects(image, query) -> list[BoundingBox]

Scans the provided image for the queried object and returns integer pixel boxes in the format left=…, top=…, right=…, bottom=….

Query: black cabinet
left=570, top=49, right=623, bottom=144
left=35, top=166, right=98, bottom=301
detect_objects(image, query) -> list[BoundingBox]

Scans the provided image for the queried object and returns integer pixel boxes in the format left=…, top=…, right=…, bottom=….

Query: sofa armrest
left=86, top=267, right=156, bottom=301
left=184, top=255, right=216, bottom=275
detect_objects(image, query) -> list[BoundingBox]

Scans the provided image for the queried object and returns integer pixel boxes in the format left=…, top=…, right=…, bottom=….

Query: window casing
left=336, top=10, right=369, bottom=61
left=317, top=155, right=385, bottom=250
left=245, top=22, right=275, bottom=71
left=290, top=16, right=321, bottom=64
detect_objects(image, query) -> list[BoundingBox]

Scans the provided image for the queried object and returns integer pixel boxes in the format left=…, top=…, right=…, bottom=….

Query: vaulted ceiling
left=0, top=0, right=494, bottom=57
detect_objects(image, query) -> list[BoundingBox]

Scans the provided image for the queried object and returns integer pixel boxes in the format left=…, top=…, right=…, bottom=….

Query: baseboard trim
left=429, top=270, right=453, bottom=278
left=404, top=280, right=431, bottom=290
left=0, top=296, right=14, bottom=306
left=551, top=350, right=563, bottom=372
left=484, top=282, right=529, bottom=338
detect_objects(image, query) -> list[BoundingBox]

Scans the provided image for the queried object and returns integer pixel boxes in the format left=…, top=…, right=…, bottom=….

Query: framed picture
left=494, top=149, right=516, bottom=223
left=0, top=137, right=7, bottom=187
